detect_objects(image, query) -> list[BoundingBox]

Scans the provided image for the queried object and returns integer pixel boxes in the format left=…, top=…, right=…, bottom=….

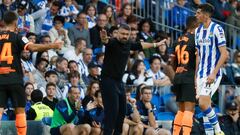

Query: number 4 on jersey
left=0, top=43, right=13, bottom=64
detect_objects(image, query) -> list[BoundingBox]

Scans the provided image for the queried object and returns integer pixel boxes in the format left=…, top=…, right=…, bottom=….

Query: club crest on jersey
left=198, top=38, right=211, bottom=46
left=209, top=32, right=213, bottom=37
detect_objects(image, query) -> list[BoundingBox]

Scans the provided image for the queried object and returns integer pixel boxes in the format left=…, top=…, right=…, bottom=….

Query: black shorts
left=0, top=84, right=26, bottom=108
left=50, top=126, right=61, bottom=135
left=173, top=83, right=196, bottom=102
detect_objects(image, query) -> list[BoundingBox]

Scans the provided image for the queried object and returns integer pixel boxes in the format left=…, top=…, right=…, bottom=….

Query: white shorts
left=196, top=76, right=222, bottom=97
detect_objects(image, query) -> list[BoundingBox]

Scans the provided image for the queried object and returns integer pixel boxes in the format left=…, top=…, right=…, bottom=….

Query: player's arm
left=195, top=49, right=199, bottom=79
left=212, top=46, right=228, bottom=76
left=26, top=41, right=63, bottom=52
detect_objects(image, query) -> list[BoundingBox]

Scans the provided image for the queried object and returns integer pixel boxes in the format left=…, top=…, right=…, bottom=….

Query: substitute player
left=195, top=4, right=228, bottom=135
left=0, top=11, right=63, bottom=135
left=172, top=16, right=199, bottom=135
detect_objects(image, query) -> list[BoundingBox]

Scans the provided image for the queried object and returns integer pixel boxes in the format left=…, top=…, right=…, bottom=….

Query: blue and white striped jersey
left=195, top=22, right=226, bottom=78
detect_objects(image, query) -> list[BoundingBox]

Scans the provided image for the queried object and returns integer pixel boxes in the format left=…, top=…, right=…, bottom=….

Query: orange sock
left=173, top=111, right=183, bottom=135
left=182, top=111, right=193, bottom=135
left=15, top=113, right=27, bottom=135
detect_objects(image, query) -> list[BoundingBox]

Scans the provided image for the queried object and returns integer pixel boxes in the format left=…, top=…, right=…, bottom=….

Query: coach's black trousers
left=101, top=77, right=126, bottom=135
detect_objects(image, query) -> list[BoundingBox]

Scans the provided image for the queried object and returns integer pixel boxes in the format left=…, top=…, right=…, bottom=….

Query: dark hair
left=131, top=59, right=144, bottom=78
left=68, top=86, right=79, bottom=93
left=52, top=1, right=62, bottom=9
left=198, top=3, right=214, bottom=16
left=26, top=32, right=36, bottom=38
left=85, top=3, right=96, bottom=16
left=86, top=80, right=99, bottom=96
left=96, top=53, right=104, bottom=61
left=149, top=55, right=161, bottom=65
left=186, top=16, right=198, bottom=30
left=46, top=82, right=56, bottom=90
left=102, top=5, right=116, bottom=25
left=36, top=51, right=49, bottom=65
left=40, top=34, right=51, bottom=43
left=35, top=58, right=49, bottom=68
left=155, top=31, right=169, bottom=42
left=77, top=11, right=86, bottom=17
left=45, top=70, right=58, bottom=78
left=126, top=15, right=138, bottom=24
left=75, top=37, right=86, bottom=46
left=138, top=18, right=155, bottom=33
left=56, top=57, right=68, bottom=64
left=53, top=15, right=65, bottom=25
left=140, top=86, right=152, bottom=94
left=3, top=11, right=18, bottom=25
left=109, top=26, right=118, bottom=34
left=68, top=70, right=80, bottom=80
left=68, top=60, right=78, bottom=68
left=24, top=82, right=34, bottom=89
left=94, top=90, right=101, bottom=97
left=119, top=3, right=132, bottom=17
left=31, top=89, right=43, bottom=103
left=237, top=2, right=240, bottom=12
left=118, top=23, right=131, bottom=31
left=136, top=83, right=146, bottom=101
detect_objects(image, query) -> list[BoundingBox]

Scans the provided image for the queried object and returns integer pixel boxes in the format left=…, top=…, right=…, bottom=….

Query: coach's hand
left=207, top=73, right=216, bottom=84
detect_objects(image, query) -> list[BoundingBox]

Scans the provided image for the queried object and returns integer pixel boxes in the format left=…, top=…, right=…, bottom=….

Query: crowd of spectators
left=0, top=0, right=239, bottom=134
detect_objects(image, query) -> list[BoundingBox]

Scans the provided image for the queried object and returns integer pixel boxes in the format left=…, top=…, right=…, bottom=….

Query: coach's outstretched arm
left=26, top=41, right=63, bottom=52
left=140, top=39, right=167, bottom=49
left=207, top=46, right=228, bottom=84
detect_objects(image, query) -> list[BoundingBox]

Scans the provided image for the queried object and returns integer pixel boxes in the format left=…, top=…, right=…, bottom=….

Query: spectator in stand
left=90, top=14, right=108, bottom=50
left=136, top=83, right=146, bottom=101
left=64, top=71, right=85, bottom=100
left=32, top=35, right=58, bottom=65
left=31, top=1, right=62, bottom=35
left=147, top=55, right=171, bottom=95
left=207, top=0, right=232, bottom=21
left=54, top=57, right=69, bottom=90
left=49, top=56, right=58, bottom=70
left=228, top=0, right=239, bottom=14
left=33, top=58, right=49, bottom=90
left=226, top=2, right=240, bottom=44
left=109, top=26, right=119, bottom=38
left=79, top=48, right=93, bottom=78
left=68, top=12, right=91, bottom=47
left=102, top=5, right=116, bottom=29
left=21, top=49, right=36, bottom=72
left=38, top=70, right=58, bottom=97
left=122, top=59, right=153, bottom=86
left=169, top=0, right=193, bottom=29
left=155, top=31, right=170, bottom=64
left=138, top=18, right=156, bottom=58
left=16, top=0, right=35, bottom=36
left=116, top=3, right=132, bottom=25
left=25, top=82, right=34, bottom=112
left=219, top=101, right=240, bottom=135
left=232, top=50, right=240, bottom=84
left=42, top=82, right=59, bottom=111
left=0, top=0, right=16, bottom=27
left=189, top=0, right=206, bottom=11
left=60, top=0, right=79, bottom=23
left=84, top=90, right=104, bottom=135
left=49, top=15, right=72, bottom=55
left=68, top=60, right=88, bottom=92
left=85, top=62, right=101, bottom=85
left=27, top=89, right=53, bottom=120
left=50, top=86, right=91, bottom=135
left=136, top=86, right=171, bottom=135
left=82, top=81, right=100, bottom=109
left=26, top=32, right=37, bottom=43
left=35, top=51, right=49, bottom=65
left=64, top=37, right=87, bottom=62
left=85, top=4, right=97, bottom=29
left=123, top=89, right=143, bottom=135
left=84, top=0, right=107, bottom=14
left=127, top=15, right=139, bottom=31
left=96, top=52, right=105, bottom=67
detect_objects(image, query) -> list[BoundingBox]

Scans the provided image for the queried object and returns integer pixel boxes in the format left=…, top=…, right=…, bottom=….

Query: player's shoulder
left=213, top=23, right=224, bottom=32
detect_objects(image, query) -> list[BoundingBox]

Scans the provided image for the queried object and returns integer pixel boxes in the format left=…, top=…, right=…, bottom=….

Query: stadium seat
left=157, top=112, right=175, bottom=121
